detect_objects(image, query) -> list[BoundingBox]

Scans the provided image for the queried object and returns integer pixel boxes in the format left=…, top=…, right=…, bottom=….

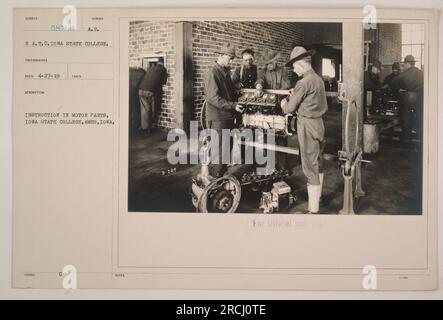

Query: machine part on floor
left=193, top=89, right=299, bottom=213
left=191, top=166, right=291, bottom=214
left=191, top=170, right=241, bottom=213
left=191, top=138, right=241, bottom=213
left=240, top=169, right=290, bottom=188
left=338, top=97, right=369, bottom=215
left=191, top=167, right=292, bottom=213
left=259, top=181, right=296, bottom=214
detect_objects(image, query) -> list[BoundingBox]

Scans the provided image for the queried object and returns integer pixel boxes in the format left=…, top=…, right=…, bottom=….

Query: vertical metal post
left=339, top=174, right=355, bottom=215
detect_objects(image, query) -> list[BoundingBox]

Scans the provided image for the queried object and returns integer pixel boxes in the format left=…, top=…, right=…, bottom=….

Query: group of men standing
left=204, top=44, right=327, bottom=214
left=364, top=55, right=424, bottom=142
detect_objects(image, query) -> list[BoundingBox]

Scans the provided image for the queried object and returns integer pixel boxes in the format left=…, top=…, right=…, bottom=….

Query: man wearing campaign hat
left=255, top=49, right=291, bottom=92
left=280, top=46, right=328, bottom=214
left=204, top=43, right=245, bottom=177
left=390, top=54, right=424, bottom=143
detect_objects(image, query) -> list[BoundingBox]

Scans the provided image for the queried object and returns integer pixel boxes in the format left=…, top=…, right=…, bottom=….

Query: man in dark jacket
left=204, top=43, right=245, bottom=177
left=390, top=55, right=424, bottom=142
left=138, top=59, right=167, bottom=133
left=364, top=60, right=382, bottom=91
left=364, top=60, right=383, bottom=111
left=129, top=67, right=145, bottom=132
left=383, top=62, right=401, bottom=91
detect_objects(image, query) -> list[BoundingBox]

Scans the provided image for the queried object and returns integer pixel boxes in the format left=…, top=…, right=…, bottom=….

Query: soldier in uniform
left=281, top=47, right=328, bottom=214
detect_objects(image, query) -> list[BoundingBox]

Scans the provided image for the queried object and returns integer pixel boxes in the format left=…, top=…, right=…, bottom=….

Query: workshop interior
left=128, top=21, right=424, bottom=215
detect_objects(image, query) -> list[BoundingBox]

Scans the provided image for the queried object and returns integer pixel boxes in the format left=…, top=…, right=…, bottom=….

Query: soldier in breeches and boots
left=281, top=47, right=328, bottom=214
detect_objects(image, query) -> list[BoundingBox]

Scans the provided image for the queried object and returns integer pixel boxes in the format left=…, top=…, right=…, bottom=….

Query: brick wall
left=378, top=24, right=402, bottom=81
left=191, top=21, right=304, bottom=122
left=129, top=21, right=176, bottom=130
left=365, top=24, right=402, bottom=82
left=129, top=21, right=304, bottom=129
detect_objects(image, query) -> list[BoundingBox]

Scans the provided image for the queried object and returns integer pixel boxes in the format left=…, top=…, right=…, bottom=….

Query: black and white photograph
left=127, top=21, right=425, bottom=215
left=7, top=4, right=440, bottom=294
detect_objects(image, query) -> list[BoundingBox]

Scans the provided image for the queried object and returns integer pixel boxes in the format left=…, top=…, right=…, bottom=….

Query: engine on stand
left=367, top=89, right=400, bottom=117
left=239, top=90, right=297, bottom=135
left=191, top=89, right=298, bottom=214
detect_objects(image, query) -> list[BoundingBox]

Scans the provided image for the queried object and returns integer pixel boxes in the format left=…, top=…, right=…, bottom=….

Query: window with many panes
left=401, top=24, right=424, bottom=69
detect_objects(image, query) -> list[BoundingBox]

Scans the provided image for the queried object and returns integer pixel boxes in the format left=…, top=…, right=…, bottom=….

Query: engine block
left=238, top=89, right=296, bottom=135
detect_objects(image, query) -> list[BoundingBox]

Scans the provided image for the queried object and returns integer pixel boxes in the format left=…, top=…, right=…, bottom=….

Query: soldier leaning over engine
left=281, top=47, right=328, bottom=214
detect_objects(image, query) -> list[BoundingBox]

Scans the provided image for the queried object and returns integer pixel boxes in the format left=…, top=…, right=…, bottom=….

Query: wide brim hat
left=285, top=46, right=316, bottom=67
left=261, top=50, right=281, bottom=65
left=215, top=43, right=239, bottom=59
left=404, top=54, right=417, bottom=63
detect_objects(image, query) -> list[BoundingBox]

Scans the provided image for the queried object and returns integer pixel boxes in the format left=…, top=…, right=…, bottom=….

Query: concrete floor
left=128, top=109, right=422, bottom=215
